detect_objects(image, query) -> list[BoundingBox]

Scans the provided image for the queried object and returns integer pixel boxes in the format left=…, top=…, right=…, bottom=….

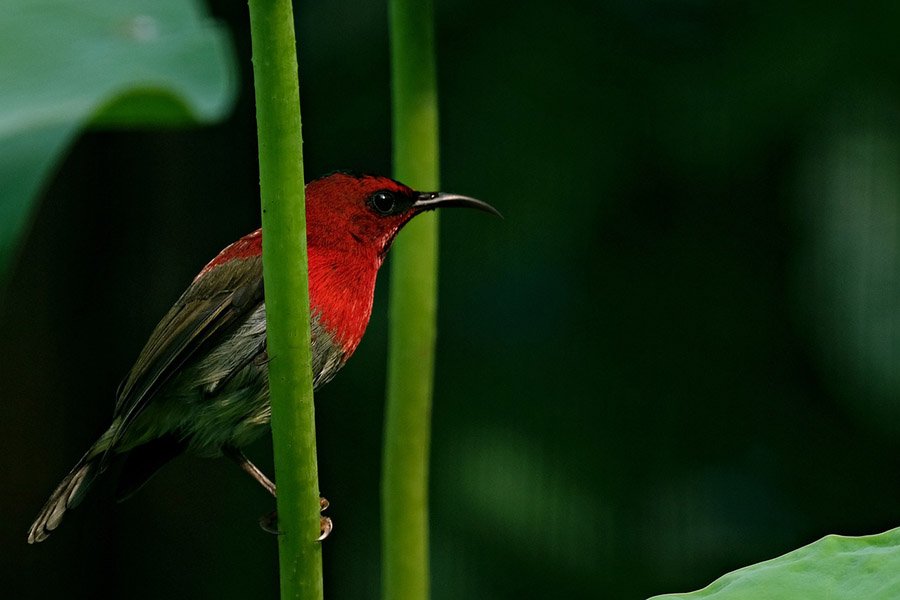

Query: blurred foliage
left=0, top=0, right=235, bottom=281
left=4, top=0, right=900, bottom=599
left=650, top=528, right=900, bottom=599
left=794, top=98, right=900, bottom=438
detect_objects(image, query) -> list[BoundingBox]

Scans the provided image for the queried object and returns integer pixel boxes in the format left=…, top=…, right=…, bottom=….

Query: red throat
left=307, top=247, right=381, bottom=355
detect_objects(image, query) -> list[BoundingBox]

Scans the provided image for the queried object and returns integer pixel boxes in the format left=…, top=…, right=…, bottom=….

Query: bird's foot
left=259, top=509, right=280, bottom=535
left=318, top=496, right=333, bottom=542
left=258, top=496, right=332, bottom=542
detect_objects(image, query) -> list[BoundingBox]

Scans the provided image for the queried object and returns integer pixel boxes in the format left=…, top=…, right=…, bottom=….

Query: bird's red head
left=303, top=172, right=498, bottom=354
left=306, top=172, right=417, bottom=257
left=305, top=171, right=498, bottom=256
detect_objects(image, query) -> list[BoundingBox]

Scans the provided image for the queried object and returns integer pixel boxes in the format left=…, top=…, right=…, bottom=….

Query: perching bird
left=28, top=171, right=499, bottom=543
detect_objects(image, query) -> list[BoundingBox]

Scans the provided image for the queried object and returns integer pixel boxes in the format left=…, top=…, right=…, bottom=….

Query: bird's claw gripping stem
left=258, top=496, right=332, bottom=541
left=259, top=509, right=280, bottom=535
left=317, top=497, right=332, bottom=542
left=317, top=517, right=333, bottom=542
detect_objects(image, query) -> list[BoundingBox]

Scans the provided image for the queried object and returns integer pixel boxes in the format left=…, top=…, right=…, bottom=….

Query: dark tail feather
left=27, top=451, right=101, bottom=544
left=115, top=435, right=186, bottom=503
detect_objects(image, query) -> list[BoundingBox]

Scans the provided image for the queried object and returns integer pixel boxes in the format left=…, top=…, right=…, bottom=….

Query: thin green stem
left=247, top=1, right=323, bottom=599
left=382, top=0, right=440, bottom=598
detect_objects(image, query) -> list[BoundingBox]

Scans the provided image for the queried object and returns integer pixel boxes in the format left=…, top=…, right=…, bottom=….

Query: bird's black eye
left=369, top=191, right=397, bottom=215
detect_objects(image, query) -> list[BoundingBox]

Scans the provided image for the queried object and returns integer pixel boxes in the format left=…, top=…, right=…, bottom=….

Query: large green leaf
left=0, top=0, right=236, bottom=281
left=649, top=527, right=900, bottom=599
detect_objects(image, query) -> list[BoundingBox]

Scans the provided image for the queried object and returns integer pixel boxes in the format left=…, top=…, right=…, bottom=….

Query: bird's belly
left=188, top=371, right=272, bottom=455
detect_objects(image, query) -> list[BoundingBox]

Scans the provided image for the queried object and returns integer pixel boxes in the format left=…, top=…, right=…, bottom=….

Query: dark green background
left=4, top=0, right=900, bottom=598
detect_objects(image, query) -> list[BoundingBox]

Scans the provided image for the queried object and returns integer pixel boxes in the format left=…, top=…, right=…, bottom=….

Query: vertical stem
left=383, top=0, right=439, bottom=599
left=247, top=1, right=323, bottom=599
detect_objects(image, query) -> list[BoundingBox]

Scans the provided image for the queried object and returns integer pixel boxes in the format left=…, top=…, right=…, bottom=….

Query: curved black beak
left=413, top=192, right=503, bottom=218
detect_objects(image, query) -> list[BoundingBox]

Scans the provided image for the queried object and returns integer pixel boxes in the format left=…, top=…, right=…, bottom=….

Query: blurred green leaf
left=793, top=98, right=900, bottom=437
left=0, top=0, right=236, bottom=281
left=649, top=527, right=900, bottom=599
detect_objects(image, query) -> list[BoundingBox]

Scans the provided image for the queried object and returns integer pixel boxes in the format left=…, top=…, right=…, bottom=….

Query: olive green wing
left=111, top=256, right=265, bottom=446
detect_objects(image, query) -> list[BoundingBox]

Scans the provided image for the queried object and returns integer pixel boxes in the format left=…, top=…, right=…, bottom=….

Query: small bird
left=27, top=171, right=498, bottom=543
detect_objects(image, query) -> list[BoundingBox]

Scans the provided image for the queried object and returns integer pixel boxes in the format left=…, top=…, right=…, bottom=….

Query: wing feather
left=111, top=256, right=265, bottom=445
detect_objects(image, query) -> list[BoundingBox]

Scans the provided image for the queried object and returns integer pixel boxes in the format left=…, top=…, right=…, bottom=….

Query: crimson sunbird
left=28, top=171, right=499, bottom=543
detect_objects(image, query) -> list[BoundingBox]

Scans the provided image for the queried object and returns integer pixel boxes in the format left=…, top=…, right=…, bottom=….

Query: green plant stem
left=382, top=0, right=440, bottom=598
left=247, top=1, right=323, bottom=599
